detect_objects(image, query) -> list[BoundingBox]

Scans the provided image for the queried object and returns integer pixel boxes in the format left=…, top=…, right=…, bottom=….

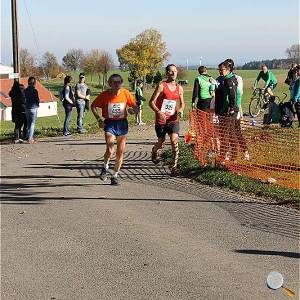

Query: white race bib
left=108, top=103, right=125, bottom=119
left=161, top=99, right=176, bottom=116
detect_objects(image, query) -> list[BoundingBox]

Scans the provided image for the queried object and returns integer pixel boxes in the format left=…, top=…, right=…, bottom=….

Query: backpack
left=279, top=102, right=294, bottom=127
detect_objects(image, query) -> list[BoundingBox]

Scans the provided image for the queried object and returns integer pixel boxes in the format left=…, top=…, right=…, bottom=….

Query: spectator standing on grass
left=24, top=77, right=40, bottom=144
left=75, top=73, right=89, bottom=133
left=290, top=64, right=300, bottom=127
left=285, top=63, right=297, bottom=88
left=9, top=81, right=27, bottom=143
left=191, top=66, right=215, bottom=112
left=135, top=80, right=146, bottom=125
left=285, top=63, right=297, bottom=103
left=62, top=75, right=75, bottom=136
left=214, top=61, right=239, bottom=163
left=224, top=58, right=249, bottom=160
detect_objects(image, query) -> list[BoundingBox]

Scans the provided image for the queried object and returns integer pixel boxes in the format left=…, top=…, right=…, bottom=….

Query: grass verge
left=164, top=142, right=300, bottom=207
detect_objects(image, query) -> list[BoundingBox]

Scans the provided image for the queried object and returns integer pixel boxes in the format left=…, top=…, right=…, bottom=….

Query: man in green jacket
left=192, top=66, right=215, bottom=111
left=253, top=64, right=277, bottom=97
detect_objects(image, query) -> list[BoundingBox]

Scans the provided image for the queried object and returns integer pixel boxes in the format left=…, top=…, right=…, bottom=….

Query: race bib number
left=161, top=99, right=176, bottom=116
left=108, top=103, right=125, bottom=119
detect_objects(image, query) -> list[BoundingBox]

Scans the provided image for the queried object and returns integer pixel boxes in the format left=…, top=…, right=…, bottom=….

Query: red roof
left=0, top=78, right=57, bottom=107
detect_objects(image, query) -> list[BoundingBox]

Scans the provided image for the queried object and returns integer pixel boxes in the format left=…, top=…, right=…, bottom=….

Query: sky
left=1, top=0, right=299, bottom=67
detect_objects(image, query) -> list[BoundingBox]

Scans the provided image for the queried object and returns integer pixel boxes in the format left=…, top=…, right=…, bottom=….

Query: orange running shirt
left=92, top=88, right=136, bottom=120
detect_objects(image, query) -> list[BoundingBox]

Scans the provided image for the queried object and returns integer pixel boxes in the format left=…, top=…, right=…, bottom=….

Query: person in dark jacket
left=24, top=76, right=40, bottom=143
left=214, top=61, right=239, bottom=163
left=9, top=80, right=27, bottom=143
left=62, top=75, right=75, bottom=136
left=291, top=65, right=300, bottom=127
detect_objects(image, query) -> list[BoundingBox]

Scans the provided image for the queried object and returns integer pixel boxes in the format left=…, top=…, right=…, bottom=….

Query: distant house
left=0, top=77, right=57, bottom=121
left=0, top=64, right=14, bottom=78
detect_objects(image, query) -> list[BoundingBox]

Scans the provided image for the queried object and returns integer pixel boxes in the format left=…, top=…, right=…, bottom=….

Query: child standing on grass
left=135, top=80, right=146, bottom=125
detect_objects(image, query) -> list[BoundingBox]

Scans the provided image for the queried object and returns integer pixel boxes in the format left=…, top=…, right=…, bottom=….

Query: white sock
left=113, top=171, right=119, bottom=178
left=103, top=162, right=109, bottom=170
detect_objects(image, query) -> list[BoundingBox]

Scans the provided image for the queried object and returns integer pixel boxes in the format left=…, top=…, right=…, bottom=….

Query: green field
left=0, top=69, right=290, bottom=139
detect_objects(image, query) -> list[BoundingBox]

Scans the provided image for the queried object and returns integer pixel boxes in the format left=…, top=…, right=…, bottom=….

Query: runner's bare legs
left=170, top=133, right=179, bottom=170
left=114, top=135, right=126, bottom=173
left=104, top=133, right=115, bottom=167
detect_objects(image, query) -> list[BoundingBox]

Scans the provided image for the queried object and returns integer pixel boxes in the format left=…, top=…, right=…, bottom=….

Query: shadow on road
left=234, top=249, right=300, bottom=259
left=1, top=151, right=299, bottom=241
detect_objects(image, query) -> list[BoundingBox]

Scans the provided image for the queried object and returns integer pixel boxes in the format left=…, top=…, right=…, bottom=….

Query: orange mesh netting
left=188, top=110, right=300, bottom=190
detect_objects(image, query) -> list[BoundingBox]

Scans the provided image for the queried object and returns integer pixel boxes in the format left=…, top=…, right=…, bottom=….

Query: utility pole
left=11, top=0, right=20, bottom=80
left=186, top=58, right=189, bottom=71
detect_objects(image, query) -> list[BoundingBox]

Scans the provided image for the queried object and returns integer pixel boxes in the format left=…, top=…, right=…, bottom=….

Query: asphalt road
left=1, top=132, right=299, bottom=300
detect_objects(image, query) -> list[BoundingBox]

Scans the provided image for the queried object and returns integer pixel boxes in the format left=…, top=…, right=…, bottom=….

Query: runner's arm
left=91, top=97, right=104, bottom=128
left=149, top=83, right=164, bottom=113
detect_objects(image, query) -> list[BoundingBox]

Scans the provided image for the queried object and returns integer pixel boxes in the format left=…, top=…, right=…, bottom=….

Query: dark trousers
left=219, top=114, right=238, bottom=161
left=63, top=103, right=73, bottom=134
left=14, top=113, right=27, bottom=140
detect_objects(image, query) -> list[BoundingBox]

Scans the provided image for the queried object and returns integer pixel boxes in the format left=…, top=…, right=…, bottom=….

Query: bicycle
left=248, top=88, right=287, bottom=118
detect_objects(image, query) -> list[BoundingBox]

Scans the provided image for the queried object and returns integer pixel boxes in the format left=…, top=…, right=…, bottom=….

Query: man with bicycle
left=253, top=64, right=277, bottom=98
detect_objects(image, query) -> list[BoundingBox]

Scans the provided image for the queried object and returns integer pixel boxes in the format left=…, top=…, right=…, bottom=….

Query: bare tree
left=177, top=66, right=188, bottom=80
left=286, top=44, right=300, bottom=61
left=97, top=51, right=113, bottom=89
left=81, top=49, right=102, bottom=84
left=62, top=49, right=84, bottom=71
left=40, top=52, right=60, bottom=79
left=81, top=49, right=113, bottom=88
left=20, top=48, right=35, bottom=77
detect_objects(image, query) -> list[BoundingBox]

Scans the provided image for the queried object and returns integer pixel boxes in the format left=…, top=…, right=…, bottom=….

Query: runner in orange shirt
left=91, top=74, right=137, bottom=185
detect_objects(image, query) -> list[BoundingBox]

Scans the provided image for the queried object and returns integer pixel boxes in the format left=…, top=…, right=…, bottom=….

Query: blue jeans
left=26, top=108, right=38, bottom=141
left=76, top=99, right=85, bottom=132
left=63, top=103, right=73, bottom=134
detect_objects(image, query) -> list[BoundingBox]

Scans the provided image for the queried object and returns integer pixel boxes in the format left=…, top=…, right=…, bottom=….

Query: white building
left=0, top=75, right=57, bottom=121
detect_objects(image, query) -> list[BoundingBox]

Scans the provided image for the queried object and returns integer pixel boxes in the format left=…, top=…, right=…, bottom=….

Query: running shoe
left=151, top=147, right=160, bottom=164
left=100, top=167, right=108, bottom=181
left=111, top=176, right=119, bottom=186
left=170, top=167, right=179, bottom=177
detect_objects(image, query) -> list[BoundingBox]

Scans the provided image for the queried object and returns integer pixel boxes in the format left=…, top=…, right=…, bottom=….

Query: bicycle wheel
left=249, top=97, right=262, bottom=117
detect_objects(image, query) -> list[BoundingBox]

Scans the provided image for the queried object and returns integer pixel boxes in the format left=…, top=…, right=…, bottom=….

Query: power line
left=23, top=0, right=61, bottom=126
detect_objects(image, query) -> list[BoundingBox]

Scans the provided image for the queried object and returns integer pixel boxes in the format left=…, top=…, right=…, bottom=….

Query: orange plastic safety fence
left=189, top=110, right=300, bottom=190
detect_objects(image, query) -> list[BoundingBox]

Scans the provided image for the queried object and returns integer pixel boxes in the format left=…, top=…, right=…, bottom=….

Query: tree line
left=19, top=48, right=114, bottom=87
left=19, top=28, right=173, bottom=88
left=241, top=44, right=300, bottom=69
left=19, top=28, right=299, bottom=84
